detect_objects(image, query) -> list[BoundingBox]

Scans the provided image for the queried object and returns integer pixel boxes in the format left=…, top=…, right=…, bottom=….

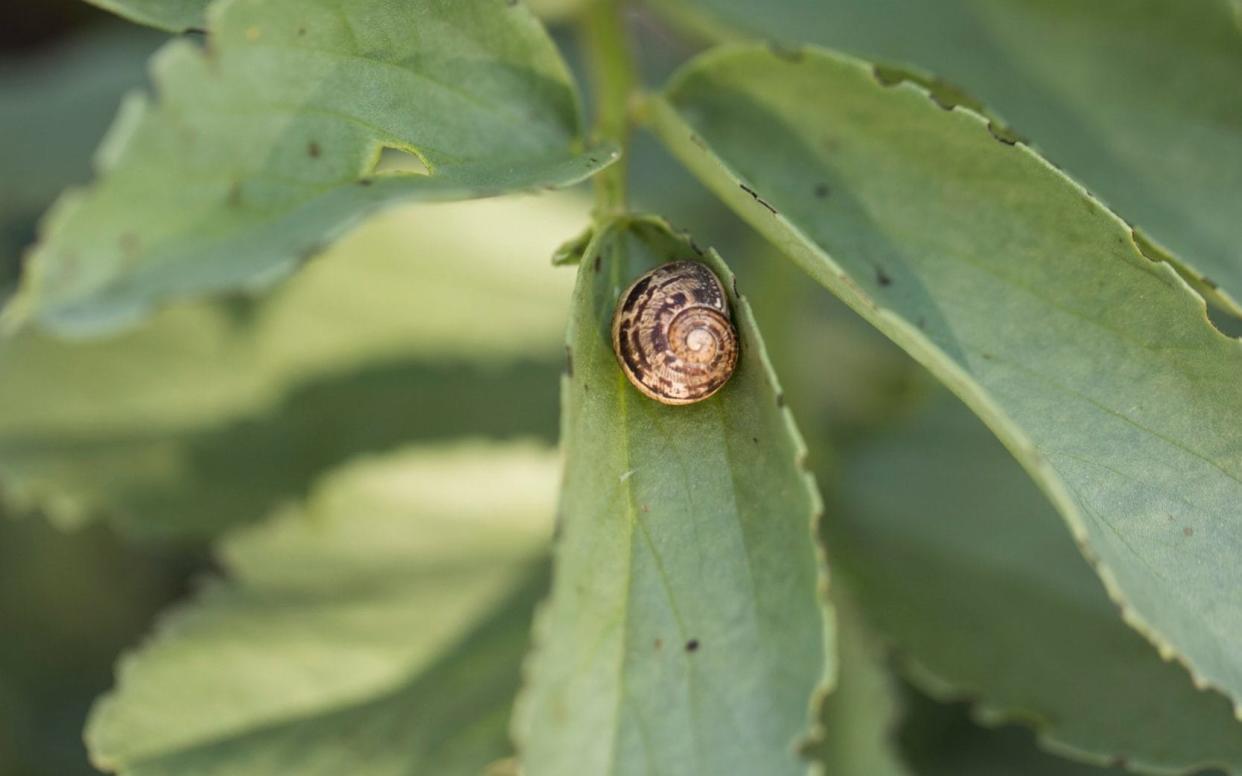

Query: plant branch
left=581, top=0, right=636, bottom=217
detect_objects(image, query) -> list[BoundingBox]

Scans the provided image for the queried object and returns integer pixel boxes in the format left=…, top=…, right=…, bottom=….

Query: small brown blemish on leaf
left=752, top=436, right=759, bottom=445
left=689, top=133, right=706, bottom=150
left=296, top=26, right=307, bottom=36
left=564, top=345, right=574, bottom=378
left=1184, top=526, right=1195, bottom=537
left=592, top=254, right=601, bottom=273
left=876, top=267, right=892, bottom=287
left=776, top=392, right=785, bottom=408
left=1201, top=276, right=1220, bottom=290
left=654, top=638, right=663, bottom=649
left=358, top=179, right=373, bottom=187
left=814, top=183, right=830, bottom=199
left=227, top=180, right=242, bottom=207
left=872, top=65, right=903, bottom=87
left=641, top=504, right=650, bottom=513
left=307, top=141, right=321, bottom=158
left=245, top=26, right=261, bottom=41
left=739, top=183, right=778, bottom=215
left=685, top=639, right=700, bottom=653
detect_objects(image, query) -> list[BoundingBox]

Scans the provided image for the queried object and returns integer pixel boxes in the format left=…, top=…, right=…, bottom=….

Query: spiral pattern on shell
left=611, top=261, right=739, bottom=405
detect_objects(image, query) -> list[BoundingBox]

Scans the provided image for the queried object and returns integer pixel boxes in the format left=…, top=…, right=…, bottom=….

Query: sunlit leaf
left=647, top=0, right=1242, bottom=316
left=651, top=43, right=1242, bottom=718
left=86, top=442, right=556, bottom=776
left=513, top=216, right=832, bottom=775
left=0, top=194, right=584, bottom=537
left=10, top=0, right=616, bottom=335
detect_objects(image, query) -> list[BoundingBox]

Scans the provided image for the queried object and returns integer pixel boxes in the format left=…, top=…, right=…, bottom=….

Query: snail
left=611, top=261, right=739, bottom=405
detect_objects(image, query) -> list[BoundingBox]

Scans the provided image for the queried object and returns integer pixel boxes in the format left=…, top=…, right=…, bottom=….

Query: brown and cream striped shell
left=611, top=261, right=739, bottom=405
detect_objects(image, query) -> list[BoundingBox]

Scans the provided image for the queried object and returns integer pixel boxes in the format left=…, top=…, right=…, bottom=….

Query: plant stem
left=581, top=0, right=635, bottom=218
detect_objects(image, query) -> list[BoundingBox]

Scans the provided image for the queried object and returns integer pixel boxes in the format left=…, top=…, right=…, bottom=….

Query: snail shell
left=611, top=261, right=739, bottom=405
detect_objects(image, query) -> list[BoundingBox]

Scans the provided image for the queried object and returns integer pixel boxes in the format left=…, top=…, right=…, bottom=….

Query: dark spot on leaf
left=917, top=316, right=927, bottom=329
left=1202, top=276, right=1220, bottom=290
left=654, top=638, right=663, bottom=649
left=307, top=141, right=321, bottom=158
left=876, top=267, right=892, bottom=286
left=564, top=345, right=573, bottom=378
left=358, top=179, right=373, bottom=187
left=980, top=352, right=995, bottom=360
left=1110, top=756, right=1129, bottom=769
left=776, top=392, right=785, bottom=408
left=814, top=183, right=830, bottom=199
left=739, top=183, right=778, bottom=215
left=752, top=436, right=759, bottom=445
left=187, top=27, right=208, bottom=36
left=689, top=133, right=706, bottom=149
left=731, top=276, right=740, bottom=298
left=1184, top=526, right=1194, bottom=537
left=593, top=254, right=601, bottom=273
left=685, top=639, right=700, bottom=652
left=296, top=26, right=306, bottom=36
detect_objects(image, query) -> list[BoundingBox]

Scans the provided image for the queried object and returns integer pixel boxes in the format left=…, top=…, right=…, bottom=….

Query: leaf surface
left=811, top=594, right=911, bottom=776
left=12, top=0, right=615, bottom=335
left=86, top=442, right=556, bottom=775
left=513, top=216, right=832, bottom=775
left=0, top=194, right=583, bottom=537
left=651, top=44, right=1242, bottom=715
left=647, top=0, right=1242, bottom=315
left=831, top=386, right=1242, bottom=774
left=84, top=0, right=210, bottom=32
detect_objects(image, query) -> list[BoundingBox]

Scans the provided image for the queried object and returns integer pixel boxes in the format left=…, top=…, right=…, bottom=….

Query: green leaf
left=811, top=593, right=911, bottom=776
left=899, top=691, right=1134, bottom=776
left=650, top=44, right=1242, bottom=717
left=829, top=385, right=1242, bottom=773
left=0, top=194, right=583, bottom=537
left=10, top=0, right=616, bottom=336
left=86, top=442, right=556, bottom=776
left=513, top=216, right=832, bottom=775
left=646, top=0, right=1242, bottom=317
left=84, top=0, right=210, bottom=33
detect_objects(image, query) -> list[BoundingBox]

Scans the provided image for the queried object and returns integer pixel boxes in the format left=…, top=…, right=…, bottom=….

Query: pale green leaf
left=11, top=0, right=616, bottom=335
left=513, top=216, right=832, bottom=775
left=647, top=0, right=1242, bottom=316
left=84, top=0, right=210, bottom=33
left=650, top=44, right=1242, bottom=716
left=86, top=442, right=556, bottom=776
left=0, top=194, right=584, bottom=537
left=811, top=593, right=911, bottom=776
left=830, top=384, right=1242, bottom=774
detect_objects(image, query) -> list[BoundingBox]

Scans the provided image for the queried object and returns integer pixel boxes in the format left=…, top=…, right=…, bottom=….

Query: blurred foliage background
left=0, top=3, right=1210, bottom=774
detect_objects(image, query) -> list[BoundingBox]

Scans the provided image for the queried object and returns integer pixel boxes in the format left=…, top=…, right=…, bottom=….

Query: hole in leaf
left=371, top=145, right=431, bottom=176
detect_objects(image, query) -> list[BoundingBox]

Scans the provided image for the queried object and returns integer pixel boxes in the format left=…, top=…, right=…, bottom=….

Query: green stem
left=581, top=0, right=636, bottom=218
